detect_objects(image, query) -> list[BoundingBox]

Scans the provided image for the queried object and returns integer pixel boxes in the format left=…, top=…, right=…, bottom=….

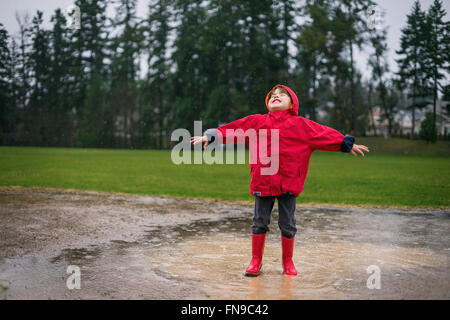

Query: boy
left=191, top=84, right=369, bottom=276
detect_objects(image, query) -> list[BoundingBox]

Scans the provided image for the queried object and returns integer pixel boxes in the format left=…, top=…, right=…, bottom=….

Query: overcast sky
left=1, top=0, right=449, bottom=81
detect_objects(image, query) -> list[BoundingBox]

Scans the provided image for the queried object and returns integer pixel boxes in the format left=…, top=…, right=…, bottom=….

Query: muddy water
left=0, top=187, right=449, bottom=299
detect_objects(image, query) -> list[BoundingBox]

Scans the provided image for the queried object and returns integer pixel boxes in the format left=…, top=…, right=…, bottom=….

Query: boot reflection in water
left=248, top=276, right=262, bottom=299
left=281, top=273, right=293, bottom=299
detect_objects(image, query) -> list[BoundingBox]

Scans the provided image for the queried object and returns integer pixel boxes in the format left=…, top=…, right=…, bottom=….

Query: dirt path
left=0, top=186, right=449, bottom=299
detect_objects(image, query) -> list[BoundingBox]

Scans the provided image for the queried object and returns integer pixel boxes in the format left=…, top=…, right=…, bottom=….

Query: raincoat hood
left=265, top=84, right=299, bottom=116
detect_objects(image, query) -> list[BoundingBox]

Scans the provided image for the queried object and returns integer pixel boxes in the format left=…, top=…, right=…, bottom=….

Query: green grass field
left=0, top=145, right=449, bottom=208
left=355, top=137, right=450, bottom=157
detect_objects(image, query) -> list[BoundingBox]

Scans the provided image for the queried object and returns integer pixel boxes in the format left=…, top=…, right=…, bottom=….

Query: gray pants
left=252, top=192, right=297, bottom=239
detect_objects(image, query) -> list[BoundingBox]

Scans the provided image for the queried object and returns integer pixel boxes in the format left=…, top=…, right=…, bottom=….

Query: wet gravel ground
left=0, top=186, right=449, bottom=300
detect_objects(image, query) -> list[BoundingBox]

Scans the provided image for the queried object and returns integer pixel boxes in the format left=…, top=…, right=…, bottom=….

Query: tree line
left=0, top=0, right=448, bottom=149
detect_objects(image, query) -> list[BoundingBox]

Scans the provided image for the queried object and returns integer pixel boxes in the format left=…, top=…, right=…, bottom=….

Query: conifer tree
left=145, top=0, right=172, bottom=149
left=369, top=28, right=393, bottom=136
left=0, top=23, right=12, bottom=145
left=423, top=0, right=448, bottom=133
left=28, top=10, right=52, bottom=145
left=395, top=0, right=430, bottom=138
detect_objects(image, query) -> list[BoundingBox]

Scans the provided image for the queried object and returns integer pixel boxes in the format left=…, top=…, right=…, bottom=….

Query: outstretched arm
left=190, top=115, right=258, bottom=149
left=301, top=117, right=369, bottom=156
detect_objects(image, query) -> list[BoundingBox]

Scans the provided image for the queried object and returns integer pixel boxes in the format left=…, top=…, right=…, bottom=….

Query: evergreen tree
left=335, top=0, right=375, bottom=135
left=366, top=81, right=377, bottom=135
left=423, top=0, right=448, bottom=133
left=201, top=0, right=244, bottom=128
left=325, top=5, right=352, bottom=132
left=108, top=0, right=144, bottom=148
left=0, top=23, right=12, bottom=145
left=48, top=9, right=75, bottom=146
left=295, top=1, right=331, bottom=121
left=77, top=72, right=114, bottom=147
left=71, top=0, right=109, bottom=80
left=239, top=0, right=286, bottom=113
left=419, top=111, right=437, bottom=143
left=145, top=0, right=172, bottom=149
left=274, top=0, right=296, bottom=78
left=369, top=28, right=393, bottom=136
left=381, top=80, right=401, bottom=138
left=395, top=0, right=430, bottom=139
left=27, top=10, right=52, bottom=146
left=171, top=0, right=207, bottom=133
left=71, top=0, right=110, bottom=147
left=14, top=12, right=32, bottom=112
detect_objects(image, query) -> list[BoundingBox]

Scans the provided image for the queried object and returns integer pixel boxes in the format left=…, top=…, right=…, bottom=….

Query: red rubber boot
left=281, top=235, right=298, bottom=276
left=245, top=233, right=266, bottom=277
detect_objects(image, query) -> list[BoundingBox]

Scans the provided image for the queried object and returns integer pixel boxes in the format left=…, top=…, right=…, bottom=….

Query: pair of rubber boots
left=245, top=233, right=297, bottom=276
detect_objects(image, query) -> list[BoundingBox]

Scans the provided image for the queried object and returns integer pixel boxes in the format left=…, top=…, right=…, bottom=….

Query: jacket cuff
left=203, top=128, right=217, bottom=143
left=340, top=135, right=355, bottom=153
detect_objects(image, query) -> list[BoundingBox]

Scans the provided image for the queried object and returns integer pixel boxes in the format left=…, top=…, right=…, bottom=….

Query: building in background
left=367, top=100, right=450, bottom=138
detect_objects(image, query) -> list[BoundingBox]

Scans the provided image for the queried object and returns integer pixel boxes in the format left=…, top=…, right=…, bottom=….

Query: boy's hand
left=350, top=144, right=370, bottom=157
left=190, top=135, right=209, bottom=150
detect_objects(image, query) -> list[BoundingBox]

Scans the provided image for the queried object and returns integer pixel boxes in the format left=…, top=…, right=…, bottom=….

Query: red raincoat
left=215, top=84, right=354, bottom=198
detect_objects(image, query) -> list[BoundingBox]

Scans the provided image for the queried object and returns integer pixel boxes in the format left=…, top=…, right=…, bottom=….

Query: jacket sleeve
left=203, top=128, right=217, bottom=143
left=215, top=115, right=259, bottom=145
left=301, top=117, right=354, bottom=152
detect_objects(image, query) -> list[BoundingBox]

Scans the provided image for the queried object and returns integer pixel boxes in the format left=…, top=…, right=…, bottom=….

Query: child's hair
left=269, top=85, right=293, bottom=104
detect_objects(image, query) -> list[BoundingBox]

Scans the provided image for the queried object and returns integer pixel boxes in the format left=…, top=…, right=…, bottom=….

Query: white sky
left=0, top=0, right=449, bottom=81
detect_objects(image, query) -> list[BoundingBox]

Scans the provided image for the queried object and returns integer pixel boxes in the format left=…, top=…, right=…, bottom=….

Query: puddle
left=0, top=187, right=449, bottom=299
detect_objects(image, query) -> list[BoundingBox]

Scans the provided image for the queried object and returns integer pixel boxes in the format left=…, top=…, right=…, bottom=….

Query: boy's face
left=268, top=88, right=292, bottom=112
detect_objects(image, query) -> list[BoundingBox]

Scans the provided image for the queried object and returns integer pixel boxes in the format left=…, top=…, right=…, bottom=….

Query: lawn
left=0, top=146, right=449, bottom=208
